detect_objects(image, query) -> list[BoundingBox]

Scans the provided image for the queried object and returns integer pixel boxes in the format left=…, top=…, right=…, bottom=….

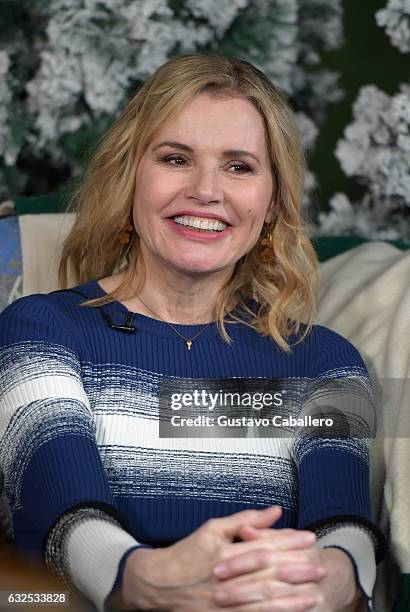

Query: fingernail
left=317, top=566, right=327, bottom=577
left=302, top=532, right=316, bottom=543
left=213, top=564, right=228, bottom=577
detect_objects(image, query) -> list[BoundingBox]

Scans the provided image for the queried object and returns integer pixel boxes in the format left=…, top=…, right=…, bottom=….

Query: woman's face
left=132, top=93, right=275, bottom=278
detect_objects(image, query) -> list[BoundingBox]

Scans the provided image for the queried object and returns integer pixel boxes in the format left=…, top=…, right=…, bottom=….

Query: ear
left=264, top=200, right=275, bottom=225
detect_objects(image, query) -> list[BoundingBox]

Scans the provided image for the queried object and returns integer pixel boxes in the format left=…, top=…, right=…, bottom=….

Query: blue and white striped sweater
left=0, top=280, right=384, bottom=610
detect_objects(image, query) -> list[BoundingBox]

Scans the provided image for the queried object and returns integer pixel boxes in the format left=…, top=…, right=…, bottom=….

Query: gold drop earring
left=260, top=224, right=274, bottom=262
left=118, top=223, right=134, bottom=245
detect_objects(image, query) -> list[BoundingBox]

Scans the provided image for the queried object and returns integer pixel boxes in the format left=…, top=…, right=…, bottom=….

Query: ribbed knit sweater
left=0, top=280, right=385, bottom=610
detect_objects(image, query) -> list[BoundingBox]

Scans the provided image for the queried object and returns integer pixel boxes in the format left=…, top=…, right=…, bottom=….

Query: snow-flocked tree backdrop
left=0, top=0, right=409, bottom=240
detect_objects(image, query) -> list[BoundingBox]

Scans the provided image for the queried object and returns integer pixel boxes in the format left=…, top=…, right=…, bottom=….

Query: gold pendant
left=186, top=339, right=192, bottom=350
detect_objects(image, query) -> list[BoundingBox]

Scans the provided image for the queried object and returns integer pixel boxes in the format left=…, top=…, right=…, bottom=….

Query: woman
left=0, top=54, right=384, bottom=611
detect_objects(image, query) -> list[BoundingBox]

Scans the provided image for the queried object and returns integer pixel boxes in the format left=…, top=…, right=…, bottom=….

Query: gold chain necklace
left=136, top=294, right=213, bottom=351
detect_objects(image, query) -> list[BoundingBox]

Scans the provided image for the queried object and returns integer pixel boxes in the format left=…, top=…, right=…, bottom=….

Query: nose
left=185, top=165, right=224, bottom=205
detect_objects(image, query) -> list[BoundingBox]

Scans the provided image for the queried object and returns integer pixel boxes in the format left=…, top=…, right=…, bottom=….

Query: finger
left=213, top=573, right=319, bottom=604
left=237, top=525, right=264, bottom=540
left=222, top=563, right=327, bottom=587
left=237, top=525, right=317, bottom=550
left=275, top=563, right=327, bottom=583
left=213, top=589, right=318, bottom=611
left=214, top=547, right=277, bottom=579
left=215, top=544, right=320, bottom=579
left=210, top=506, right=283, bottom=540
left=214, top=543, right=318, bottom=580
left=215, top=597, right=318, bottom=612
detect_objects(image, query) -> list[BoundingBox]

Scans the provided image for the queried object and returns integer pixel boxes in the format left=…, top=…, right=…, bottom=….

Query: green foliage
left=59, top=116, right=114, bottom=165
left=211, top=1, right=297, bottom=89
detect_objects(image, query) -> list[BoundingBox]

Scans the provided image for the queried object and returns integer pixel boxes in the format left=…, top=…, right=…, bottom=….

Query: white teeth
left=172, top=215, right=227, bottom=231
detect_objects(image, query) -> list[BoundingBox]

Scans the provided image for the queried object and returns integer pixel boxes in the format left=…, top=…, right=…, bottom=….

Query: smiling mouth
left=171, top=215, right=229, bottom=232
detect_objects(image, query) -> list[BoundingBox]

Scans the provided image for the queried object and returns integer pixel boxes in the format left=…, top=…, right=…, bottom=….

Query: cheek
left=132, top=188, right=155, bottom=224
left=134, top=179, right=173, bottom=219
left=241, top=206, right=266, bottom=232
left=242, top=183, right=273, bottom=222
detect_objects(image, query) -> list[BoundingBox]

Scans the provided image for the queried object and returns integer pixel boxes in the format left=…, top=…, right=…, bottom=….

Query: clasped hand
left=116, top=506, right=360, bottom=611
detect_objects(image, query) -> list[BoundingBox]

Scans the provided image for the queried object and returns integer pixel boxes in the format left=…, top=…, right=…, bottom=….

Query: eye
left=161, top=155, right=187, bottom=166
left=160, top=155, right=253, bottom=174
left=229, top=163, right=253, bottom=174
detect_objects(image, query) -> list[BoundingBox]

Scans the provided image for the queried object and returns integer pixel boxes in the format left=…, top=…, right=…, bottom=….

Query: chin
left=171, top=259, right=227, bottom=276
left=178, top=266, right=221, bottom=276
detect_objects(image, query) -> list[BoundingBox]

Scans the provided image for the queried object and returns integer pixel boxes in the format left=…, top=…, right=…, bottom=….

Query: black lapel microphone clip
left=100, top=310, right=136, bottom=333
left=62, top=288, right=137, bottom=333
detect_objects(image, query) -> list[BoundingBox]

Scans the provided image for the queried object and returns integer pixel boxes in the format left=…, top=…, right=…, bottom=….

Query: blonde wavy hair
left=58, top=53, right=318, bottom=352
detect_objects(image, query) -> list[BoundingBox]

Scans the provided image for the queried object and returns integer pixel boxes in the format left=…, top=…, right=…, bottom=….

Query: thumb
left=214, top=505, right=282, bottom=540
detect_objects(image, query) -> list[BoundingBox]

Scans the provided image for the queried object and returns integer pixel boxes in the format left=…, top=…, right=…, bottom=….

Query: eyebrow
left=153, top=140, right=260, bottom=163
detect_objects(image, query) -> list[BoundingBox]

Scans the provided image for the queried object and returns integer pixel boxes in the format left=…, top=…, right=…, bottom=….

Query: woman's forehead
left=148, top=96, right=269, bottom=160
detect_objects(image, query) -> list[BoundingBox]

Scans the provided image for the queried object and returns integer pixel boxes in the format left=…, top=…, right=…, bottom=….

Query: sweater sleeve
left=0, top=295, right=148, bottom=611
left=290, top=327, right=386, bottom=610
